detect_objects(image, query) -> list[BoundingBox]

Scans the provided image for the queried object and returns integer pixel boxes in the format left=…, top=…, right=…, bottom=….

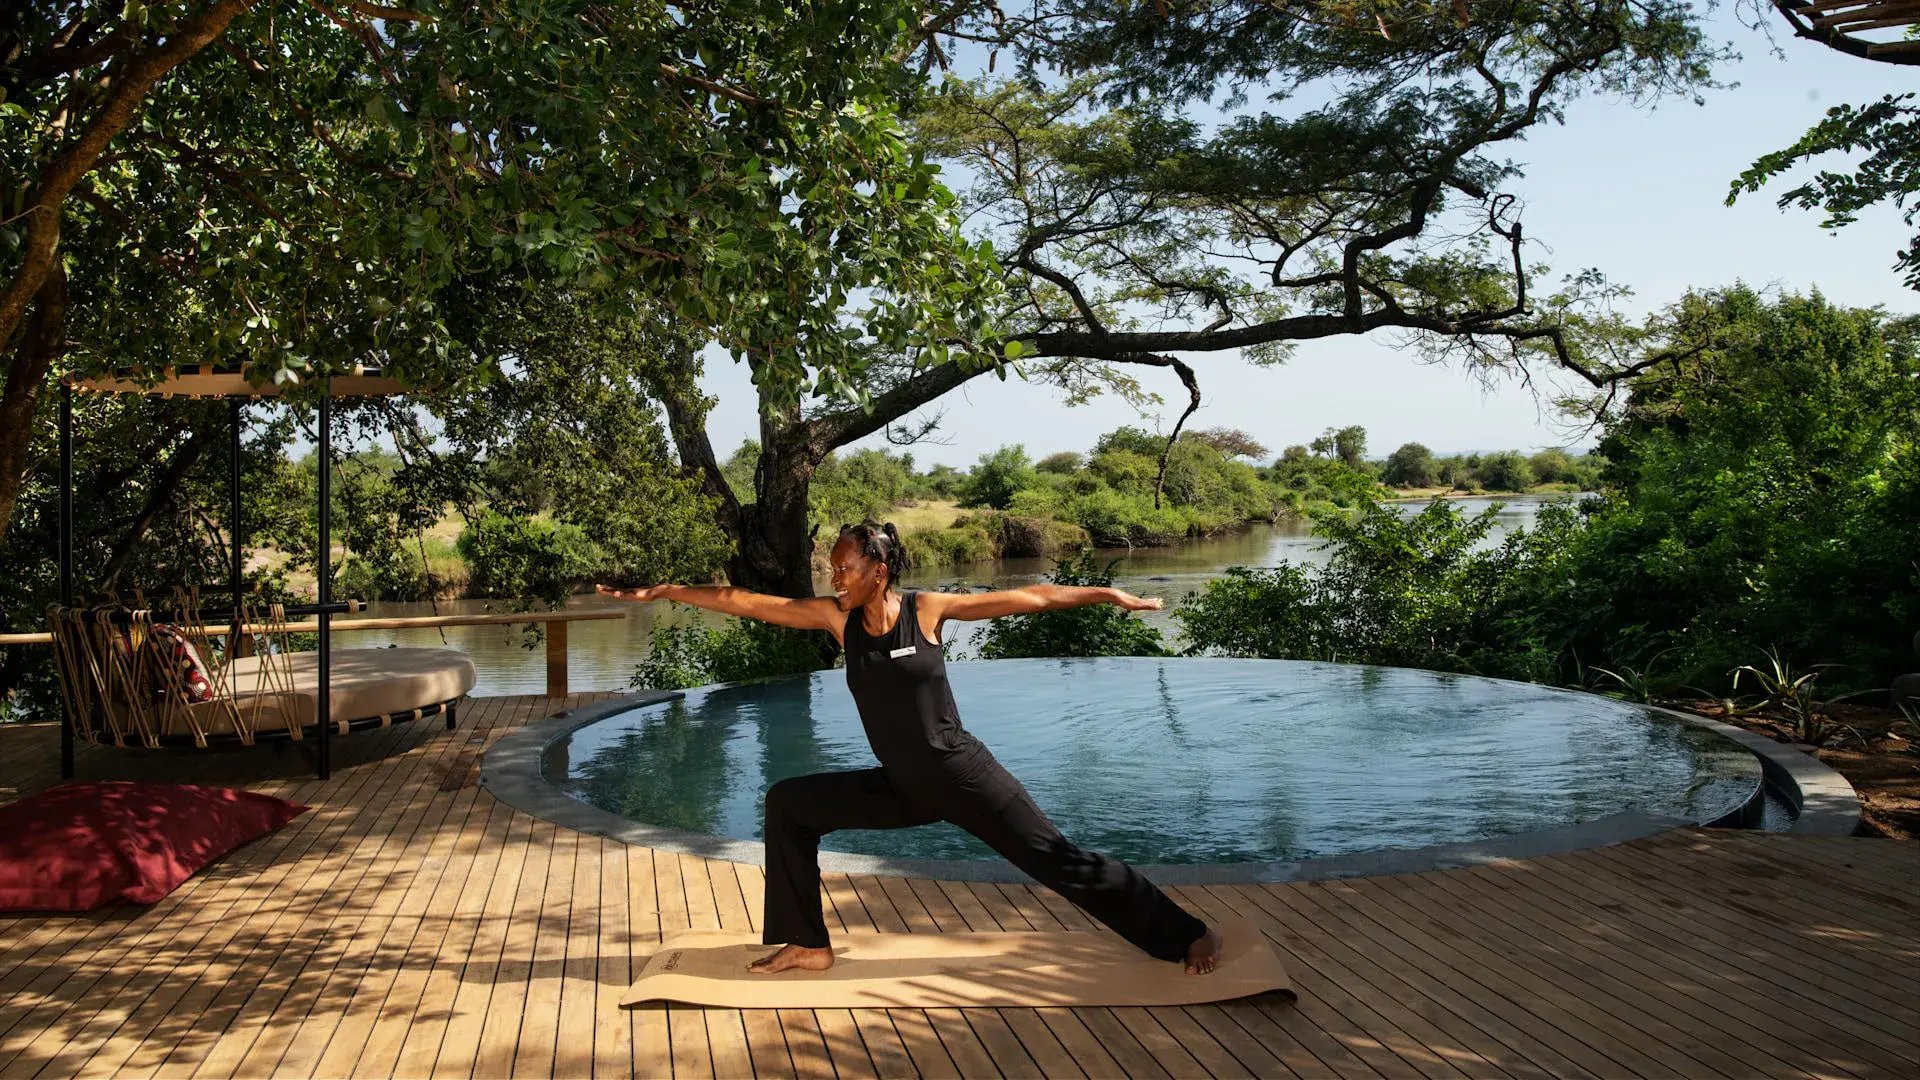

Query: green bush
left=1543, top=289, right=1920, bottom=692
left=1059, top=488, right=1189, bottom=545
left=959, top=446, right=1039, bottom=510
left=631, top=618, right=829, bottom=691
left=1179, top=289, right=1920, bottom=696
left=951, top=510, right=1089, bottom=559
left=971, top=551, right=1166, bottom=658
left=1005, top=486, right=1063, bottom=518
left=1475, top=451, right=1536, bottom=492
left=1174, top=498, right=1584, bottom=680
left=902, top=523, right=997, bottom=568
left=456, top=511, right=602, bottom=605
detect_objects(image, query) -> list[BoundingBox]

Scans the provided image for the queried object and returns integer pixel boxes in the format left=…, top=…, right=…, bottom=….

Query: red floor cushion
left=0, top=781, right=308, bottom=912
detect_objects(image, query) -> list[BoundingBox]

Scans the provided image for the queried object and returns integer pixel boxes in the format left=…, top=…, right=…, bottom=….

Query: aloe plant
left=1730, top=647, right=1842, bottom=745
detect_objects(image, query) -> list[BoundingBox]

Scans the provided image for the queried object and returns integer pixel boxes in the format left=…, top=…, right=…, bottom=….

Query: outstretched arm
left=595, top=584, right=842, bottom=633
left=919, top=584, right=1162, bottom=624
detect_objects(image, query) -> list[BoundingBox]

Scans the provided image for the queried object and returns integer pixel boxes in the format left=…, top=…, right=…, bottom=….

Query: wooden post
left=545, top=619, right=569, bottom=698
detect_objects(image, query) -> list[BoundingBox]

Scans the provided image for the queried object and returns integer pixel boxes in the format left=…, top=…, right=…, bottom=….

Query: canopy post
left=229, top=398, right=247, bottom=657
left=317, top=381, right=332, bottom=780
left=58, top=382, right=74, bottom=779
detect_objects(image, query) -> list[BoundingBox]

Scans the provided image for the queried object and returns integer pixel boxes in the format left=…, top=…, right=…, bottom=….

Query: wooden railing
left=0, top=609, right=625, bottom=698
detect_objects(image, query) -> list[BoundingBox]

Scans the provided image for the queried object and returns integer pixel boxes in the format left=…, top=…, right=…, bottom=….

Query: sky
left=692, top=8, right=1917, bottom=465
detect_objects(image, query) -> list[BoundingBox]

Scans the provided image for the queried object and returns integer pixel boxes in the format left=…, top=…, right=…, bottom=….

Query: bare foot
left=747, top=943, right=834, bottom=974
left=1184, top=926, right=1224, bottom=975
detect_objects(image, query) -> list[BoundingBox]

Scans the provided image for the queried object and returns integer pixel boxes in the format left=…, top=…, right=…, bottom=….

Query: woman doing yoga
left=597, top=521, right=1224, bottom=976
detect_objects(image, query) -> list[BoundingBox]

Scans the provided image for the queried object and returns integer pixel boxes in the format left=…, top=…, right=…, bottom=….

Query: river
left=337, top=494, right=1579, bottom=696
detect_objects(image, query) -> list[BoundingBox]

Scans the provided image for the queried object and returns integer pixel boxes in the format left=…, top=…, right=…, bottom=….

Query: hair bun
left=882, top=522, right=899, bottom=538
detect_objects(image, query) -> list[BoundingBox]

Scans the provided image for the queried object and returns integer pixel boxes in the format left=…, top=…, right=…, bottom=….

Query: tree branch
left=806, top=358, right=996, bottom=451
left=1106, top=352, right=1202, bottom=510
left=0, top=0, right=260, bottom=353
left=99, top=423, right=223, bottom=590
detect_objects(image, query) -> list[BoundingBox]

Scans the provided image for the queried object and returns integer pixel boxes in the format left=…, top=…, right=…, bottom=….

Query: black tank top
left=843, top=591, right=987, bottom=779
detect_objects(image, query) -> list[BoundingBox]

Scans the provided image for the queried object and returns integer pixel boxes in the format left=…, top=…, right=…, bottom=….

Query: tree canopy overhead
left=0, top=0, right=1007, bottom=541
left=918, top=0, right=1731, bottom=386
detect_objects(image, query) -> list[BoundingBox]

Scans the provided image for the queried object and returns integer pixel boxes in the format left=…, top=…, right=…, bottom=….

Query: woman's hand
left=1114, top=591, right=1163, bottom=612
left=596, top=583, right=674, bottom=602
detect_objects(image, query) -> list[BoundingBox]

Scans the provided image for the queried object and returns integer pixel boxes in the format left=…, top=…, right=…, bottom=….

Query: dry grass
left=882, top=499, right=966, bottom=533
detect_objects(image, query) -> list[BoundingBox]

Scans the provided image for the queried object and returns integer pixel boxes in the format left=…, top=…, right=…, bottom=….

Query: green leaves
left=1730, top=93, right=1920, bottom=290
left=14, top=0, right=1004, bottom=410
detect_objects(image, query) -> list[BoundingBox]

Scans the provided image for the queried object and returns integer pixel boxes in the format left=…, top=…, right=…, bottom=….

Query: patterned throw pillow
left=147, top=623, right=215, bottom=703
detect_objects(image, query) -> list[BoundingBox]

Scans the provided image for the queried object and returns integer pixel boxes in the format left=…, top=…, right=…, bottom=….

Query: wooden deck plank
left=553, top=828, right=605, bottom=1079
left=12, top=724, right=427, bottom=1077
left=623, top=844, right=670, bottom=1080
left=1198, top=883, right=1528, bottom=1076
left=1575, top=836, right=1920, bottom=990
left=471, top=814, right=559, bottom=1079
left=331, top=771, right=496, bottom=1078
left=1234, top=880, right=1604, bottom=1080
left=730, top=863, right=795, bottom=1080
left=1385, top=864, right=1856, bottom=1079
left=169, top=729, right=449, bottom=1080
left=588, top=836, right=635, bottom=1080
left=652, top=849, right=715, bottom=1080
left=1175, top=884, right=1464, bottom=1080
left=1313, top=874, right=1734, bottom=1079
left=1541, top=842, right=1920, bottom=1031
left=384, top=785, right=522, bottom=1076
left=1273, top=876, right=1653, bottom=1079
left=1, top=695, right=1915, bottom=1080
left=0, top=724, right=421, bottom=1070
left=1433, top=853, right=1903, bottom=1077
left=678, top=856, right=754, bottom=1080
left=272, top=737, right=483, bottom=1079
left=427, top=799, right=541, bottom=1078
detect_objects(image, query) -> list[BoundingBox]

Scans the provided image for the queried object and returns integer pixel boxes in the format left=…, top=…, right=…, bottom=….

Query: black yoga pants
left=760, top=764, right=1207, bottom=963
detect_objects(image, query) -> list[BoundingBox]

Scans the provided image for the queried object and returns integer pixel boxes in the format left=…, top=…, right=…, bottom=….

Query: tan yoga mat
left=621, top=918, right=1290, bottom=1009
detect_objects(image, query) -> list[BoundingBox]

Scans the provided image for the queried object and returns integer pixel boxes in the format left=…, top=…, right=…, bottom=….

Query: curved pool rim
left=480, top=662, right=1861, bottom=886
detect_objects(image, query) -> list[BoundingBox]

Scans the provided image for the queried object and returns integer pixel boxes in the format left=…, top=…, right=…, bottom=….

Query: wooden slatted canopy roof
left=64, top=364, right=417, bottom=398
left=1774, top=0, right=1920, bottom=64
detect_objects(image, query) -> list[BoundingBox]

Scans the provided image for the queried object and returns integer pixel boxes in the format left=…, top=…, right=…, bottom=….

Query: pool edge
left=481, top=686, right=1860, bottom=885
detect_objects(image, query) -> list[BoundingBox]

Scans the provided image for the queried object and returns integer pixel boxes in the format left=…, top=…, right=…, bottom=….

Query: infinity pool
left=544, top=658, right=1762, bottom=865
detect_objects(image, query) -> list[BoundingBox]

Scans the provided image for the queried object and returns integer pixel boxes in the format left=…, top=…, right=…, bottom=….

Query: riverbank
left=271, top=489, right=1587, bottom=601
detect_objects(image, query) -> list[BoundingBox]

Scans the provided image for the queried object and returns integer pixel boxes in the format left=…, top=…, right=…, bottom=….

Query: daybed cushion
left=211, top=647, right=476, bottom=732
left=0, top=781, right=307, bottom=912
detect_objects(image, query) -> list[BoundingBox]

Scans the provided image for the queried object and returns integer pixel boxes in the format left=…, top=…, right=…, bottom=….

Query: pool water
left=545, top=658, right=1763, bottom=865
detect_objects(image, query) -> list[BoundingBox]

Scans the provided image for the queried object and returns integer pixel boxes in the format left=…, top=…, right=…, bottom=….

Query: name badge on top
left=888, top=645, right=916, bottom=659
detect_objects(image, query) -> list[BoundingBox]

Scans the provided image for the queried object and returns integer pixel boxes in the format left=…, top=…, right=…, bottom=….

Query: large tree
left=0, top=0, right=1003, bottom=547
left=655, top=0, right=1730, bottom=594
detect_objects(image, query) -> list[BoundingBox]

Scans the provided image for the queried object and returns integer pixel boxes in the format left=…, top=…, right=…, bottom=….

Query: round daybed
left=47, top=602, right=475, bottom=752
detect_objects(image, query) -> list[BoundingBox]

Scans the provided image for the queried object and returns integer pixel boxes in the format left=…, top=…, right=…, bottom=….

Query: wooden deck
left=1, top=693, right=1915, bottom=1079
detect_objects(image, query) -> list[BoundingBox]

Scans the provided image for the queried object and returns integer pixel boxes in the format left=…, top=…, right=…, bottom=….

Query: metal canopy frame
left=57, top=367, right=414, bottom=780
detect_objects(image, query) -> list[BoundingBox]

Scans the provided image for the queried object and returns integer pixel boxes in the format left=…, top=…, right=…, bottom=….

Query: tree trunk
left=0, top=263, right=67, bottom=549
left=651, top=366, right=822, bottom=598
left=730, top=428, right=820, bottom=597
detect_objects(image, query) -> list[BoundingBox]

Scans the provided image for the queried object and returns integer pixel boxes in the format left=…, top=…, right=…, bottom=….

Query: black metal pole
left=58, top=382, right=74, bottom=780
left=317, top=381, right=332, bottom=780
left=229, top=397, right=245, bottom=655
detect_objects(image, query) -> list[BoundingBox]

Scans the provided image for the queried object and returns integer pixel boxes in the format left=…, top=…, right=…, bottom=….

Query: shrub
left=959, top=446, right=1039, bottom=510
left=971, top=551, right=1166, bottom=658
left=1175, top=498, right=1583, bottom=679
left=631, top=618, right=829, bottom=691
left=456, top=511, right=601, bottom=604
left=951, top=511, right=1089, bottom=559
left=902, top=523, right=997, bottom=568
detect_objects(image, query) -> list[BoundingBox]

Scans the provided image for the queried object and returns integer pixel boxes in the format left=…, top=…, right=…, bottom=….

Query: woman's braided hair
left=839, top=521, right=909, bottom=588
